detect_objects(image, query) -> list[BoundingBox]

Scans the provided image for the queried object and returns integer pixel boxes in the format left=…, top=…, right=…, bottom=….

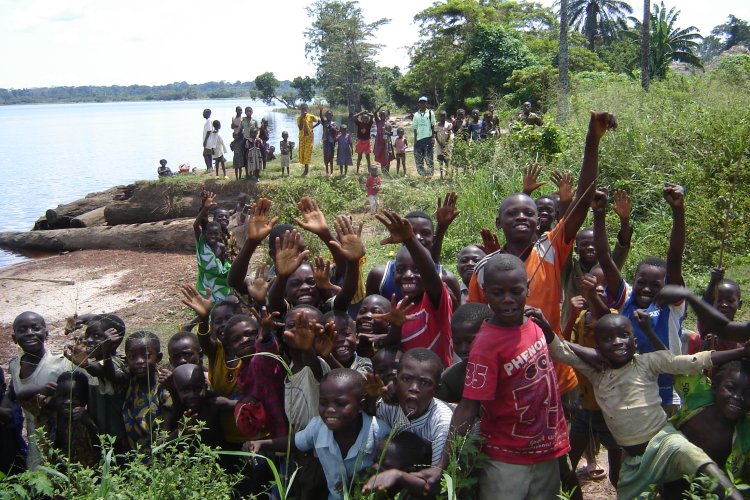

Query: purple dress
left=336, top=133, right=353, bottom=166
left=373, top=116, right=387, bottom=165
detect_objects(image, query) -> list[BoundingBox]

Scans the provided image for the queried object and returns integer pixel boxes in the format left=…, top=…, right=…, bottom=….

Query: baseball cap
left=418, top=96, right=428, bottom=102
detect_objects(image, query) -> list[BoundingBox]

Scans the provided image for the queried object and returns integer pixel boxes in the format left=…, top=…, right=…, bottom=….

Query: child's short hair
left=719, top=279, right=742, bottom=301
left=159, top=159, right=167, bottom=166
left=635, top=256, right=667, bottom=275
left=288, top=304, right=323, bottom=323
left=399, top=348, right=443, bottom=382
left=212, top=120, right=221, bottom=129
left=167, top=331, right=200, bottom=350
left=451, top=303, right=492, bottom=335
left=322, top=310, right=355, bottom=330
left=223, top=314, right=257, bottom=337
left=269, top=223, right=295, bottom=253
left=322, top=368, right=365, bottom=399
left=396, top=127, right=404, bottom=133
left=205, top=221, right=222, bottom=233
left=387, top=431, right=432, bottom=471
left=13, top=311, right=45, bottom=331
left=405, top=211, right=432, bottom=223
left=125, top=331, right=160, bottom=352
left=484, top=253, right=527, bottom=281
left=56, top=370, right=90, bottom=404
left=87, top=313, right=126, bottom=336
left=713, top=359, right=750, bottom=387
left=210, top=299, right=242, bottom=321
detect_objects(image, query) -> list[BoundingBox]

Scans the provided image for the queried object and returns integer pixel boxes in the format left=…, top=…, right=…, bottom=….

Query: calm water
left=0, top=98, right=319, bottom=268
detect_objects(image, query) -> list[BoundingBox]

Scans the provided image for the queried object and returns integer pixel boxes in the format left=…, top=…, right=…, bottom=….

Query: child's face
left=407, top=217, right=434, bottom=250
left=214, top=210, right=230, bottom=230
left=125, top=339, right=162, bottom=380
left=714, top=367, right=750, bottom=421
left=205, top=224, right=222, bottom=247
left=471, top=110, right=480, bottom=121
left=356, top=296, right=391, bottom=337
left=284, top=310, right=323, bottom=347
left=535, top=198, right=557, bottom=232
left=225, top=319, right=259, bottom=358
left=175, top=370, right=207, bottom=410
left=373, top=350, right=401, bottom=385
left=452, top=321, right=481, bottom=361
left=457, top=246, right=485, bottom=286
left=168, top=338, right=202, bottom=367
left=332, top=318, right=357, bottom=366
left=394, top=250, right=424, bottom=301
left=715, top=283, right=741, bottom=320
left=211, top=305, right=235, bottom=340
left=318, top=377, right=362, bottom=431
left=575, top=229, right=596, bottom=266
left=12, top=312, right=48, bottom=355
left=396, top=357, right=439, bottom=419
left=379, top=442, right=406, bottom=471
left=282, top=132, right=288, bottom=140
left=595, top=317, right=636, bottom=368
left=397, top=128, right=404, bottom=137
left=83, top=322, right=111, bottom=361
left=369, top=167, right=378, bottom=177
left=55, top=380, right=85, bottom=415
left=633, top=264, right=666, bottom=309
left=497, top=195, right=539, bottom=244
left=483, top=267, right=528, bottom=326
left=285, top=263, right=320, bottom=306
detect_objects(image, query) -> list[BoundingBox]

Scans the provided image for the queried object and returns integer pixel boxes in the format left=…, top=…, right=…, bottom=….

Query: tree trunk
left=585, top=3, right=598, bottom=51
left=641, top=0, right=651, bottom=90
left=557, top=0, right=571, bottom=123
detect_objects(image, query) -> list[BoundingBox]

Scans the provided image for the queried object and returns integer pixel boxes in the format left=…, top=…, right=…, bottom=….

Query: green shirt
left=413, top=109, right=435, bottom=141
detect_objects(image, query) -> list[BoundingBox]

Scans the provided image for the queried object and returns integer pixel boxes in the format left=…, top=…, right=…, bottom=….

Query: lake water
left=0, top=98, right=321, bottom=268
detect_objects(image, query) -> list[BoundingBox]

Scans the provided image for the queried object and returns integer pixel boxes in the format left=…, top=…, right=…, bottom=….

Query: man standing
left=202, top=108, right=214, bottom=172
left=515, top=101, right=543, bottom=126
left=413, top=96, right=436, bottom=178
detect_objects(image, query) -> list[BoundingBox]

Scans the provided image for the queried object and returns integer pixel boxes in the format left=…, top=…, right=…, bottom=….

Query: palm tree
left=564, top=0, right=633, bottom=50
left=631, top=2, right=703, bottom=80
left=641, top=0, right=650, bottom=90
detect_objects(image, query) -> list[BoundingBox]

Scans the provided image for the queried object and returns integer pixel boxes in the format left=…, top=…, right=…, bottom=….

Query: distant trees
left=564, top=0, right=633, bottom=50
left=712, top=15, right=750, bottom=51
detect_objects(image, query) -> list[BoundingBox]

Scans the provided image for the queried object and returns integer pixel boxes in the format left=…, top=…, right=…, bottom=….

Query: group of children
left=5, top=110, right=750, bottom=500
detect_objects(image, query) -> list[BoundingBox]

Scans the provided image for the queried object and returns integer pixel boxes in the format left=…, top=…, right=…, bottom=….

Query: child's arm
left=610, top=189, right=633, bottom=270
left=376, top=210, right=443, bottom=309
left=703, top=267, right=725, bottom=305
left=432, top=192, right=459, bottom=264
left=562, top=296, right=585, bottom=340
left=327, top=216, right=365, bottom=311
left=193, top=192, right=215, bottom=242
left=550, top=170, right=574, bottom=218
left=180, top=284, right=217, bottom=357
left=581, top=274, right=609, bottom=320
left=246, top=435, right=293, bottom=455
left=266, top=229, right=310, bottom=313
left=369, top=294, right=416, bottom=347
left=663, top=183, right=686, bottom=285
left=563, top=112, right=617, bottom=243
left=592, top=188, right=625, bottom=303
left=295, top=198, right=347, bottom=273
left=656, top=286, right=750, bottom=342
left=522, top=164, right=546, bottom=197
left=633, top=310, right=667, bottom=351
left=227, top=199, right=278, bottom=295
left=363, top=469, right=432, bottom=497
left=436, top=396, right=480, bottom=474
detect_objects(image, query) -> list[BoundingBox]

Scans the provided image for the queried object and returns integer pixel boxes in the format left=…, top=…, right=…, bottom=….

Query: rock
left=0, top=219, right=196, bottom=254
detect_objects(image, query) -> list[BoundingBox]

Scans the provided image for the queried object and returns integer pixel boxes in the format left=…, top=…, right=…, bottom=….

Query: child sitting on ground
left=121, top=331, right=173, bottom=451
left=2, top=312, right=71, bottom=469
left=543, top=311, right=746, bottom=499
left=249, top=368, right=390, bottom=500
left=44, top=371, right=100, bottom=467
left=437, top=303, right=492, bottom=404
left=0, top=365, right=27, bottom=475
left=193, top=191, right=232, bottom=301
left=447, top=254, right=570, bottom=500
left=279, top=131, right=294, bottom=177
left=157, top=159, right=173, bottom=177
left=323, top=310, right=373, bottom=377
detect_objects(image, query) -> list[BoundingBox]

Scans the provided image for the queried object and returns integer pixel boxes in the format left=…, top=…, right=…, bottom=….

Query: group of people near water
left=5, top=108, right=750, bottom=500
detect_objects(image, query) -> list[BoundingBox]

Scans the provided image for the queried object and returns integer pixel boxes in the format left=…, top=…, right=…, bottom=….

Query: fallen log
left=71, top=207, right=107, bottom=228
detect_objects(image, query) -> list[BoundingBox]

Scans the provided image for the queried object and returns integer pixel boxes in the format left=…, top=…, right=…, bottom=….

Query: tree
left=712, top=15, right=750, bottom=51
left=558, top=0, right=570, bottom=122
left=563, top=0, right=633, bottom=50
left=304, top=0, right=388, bottom=117
left=698, top=35, right=725, bottom=64
left=631, top=2, right=703, bottom=81
left=253, top=72, right=297, bottom=108
left=290, top=76, right=317, bottom=103
left=640, top=0, right=650, bottom=90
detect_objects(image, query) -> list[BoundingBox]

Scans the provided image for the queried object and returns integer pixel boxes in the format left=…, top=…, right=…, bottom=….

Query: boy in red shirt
left=445, top=253, right=569, bottom=499
left=366, top=166, right=381, bottom=214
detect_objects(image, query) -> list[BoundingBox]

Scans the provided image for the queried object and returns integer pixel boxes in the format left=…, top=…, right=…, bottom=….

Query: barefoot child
left=297, top=103, right=319, bottom=177
left=354, top=109, right=374, bottom=173
left=336, top=124, right=353, bottom=176
left=211, top=120, right=227, bottom=178
left=279, top=131, right=294, bottom=177
left=194, top=191, right=232, bottom=301
left=320, top=107, right=337, bottom=177
left=394, top=127, right=407, bottom=176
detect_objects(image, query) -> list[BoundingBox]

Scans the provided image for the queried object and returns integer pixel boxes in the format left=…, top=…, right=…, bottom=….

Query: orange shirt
left=468, top=220, right=578, bottom=394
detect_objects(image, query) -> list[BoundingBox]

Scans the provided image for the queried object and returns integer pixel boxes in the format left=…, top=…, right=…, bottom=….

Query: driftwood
left=71, top=207, right=107, bottom=228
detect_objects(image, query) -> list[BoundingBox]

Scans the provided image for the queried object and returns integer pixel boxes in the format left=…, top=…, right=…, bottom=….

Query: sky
left=1, top=0, right=749, bottom=89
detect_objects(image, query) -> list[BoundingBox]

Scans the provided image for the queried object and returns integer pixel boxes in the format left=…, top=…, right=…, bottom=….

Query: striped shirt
left=376, top=398, right=453, bottom=465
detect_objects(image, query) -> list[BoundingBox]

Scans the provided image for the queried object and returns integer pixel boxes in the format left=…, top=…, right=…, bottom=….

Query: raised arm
left=432, top=192, right=460, bottom=264
left=550, top=170, right=574, bottom=220
left=663, top=183, right=686, bottom=286
left=563, top=111, right=617, bottom=243
left=703, top=267, right=725, bottom=305
left=295, top=198, right=346, bottom=272
left=610, top=189, right=633, bottom=270
left=180, top=285, right=216, bottom=357
left=376, top=210, right=443, bottom=309
left=193, top=192, right=215, bottom=241
left=227, top=198, right=278, bottom=294
left=592, top=189, right=624, bottom=297
left=327, top=216, right=365, bottom=311
left=633, top=310, right=667, bottom=351
left=283, top=314, right=328, bottom=381
left=266, top=230, right=310, bottom=313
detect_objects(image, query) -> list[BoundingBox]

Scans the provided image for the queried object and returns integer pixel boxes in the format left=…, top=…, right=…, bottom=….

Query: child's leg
left=365, top=153, right=371, bottom=169
left=356, top=153, right=362, bottom=172
left=221, top=159, right=226, bottom=177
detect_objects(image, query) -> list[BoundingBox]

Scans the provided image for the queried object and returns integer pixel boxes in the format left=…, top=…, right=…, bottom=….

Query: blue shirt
left=295, top=413, right=390, bottom=500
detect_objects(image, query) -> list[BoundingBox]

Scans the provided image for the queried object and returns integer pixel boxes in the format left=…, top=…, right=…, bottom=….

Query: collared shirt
left=295, top=413, right=390, bottom=500
left=413, top=109, right=435, bottom=141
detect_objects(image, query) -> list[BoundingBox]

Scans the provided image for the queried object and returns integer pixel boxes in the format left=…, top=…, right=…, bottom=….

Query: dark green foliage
left=564, top=0, right=633, bottom=50
left=712, top=15, right=750, bottom=51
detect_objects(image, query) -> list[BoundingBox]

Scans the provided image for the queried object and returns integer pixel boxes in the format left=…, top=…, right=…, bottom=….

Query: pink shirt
left=400, top=283, right=454, bottom=368
left=395, top=137, right=407, bottom=153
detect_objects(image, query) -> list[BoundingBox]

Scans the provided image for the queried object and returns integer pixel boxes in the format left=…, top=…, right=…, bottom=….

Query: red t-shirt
left=463, top=320, right=570, bottom=464
left=366, top=175, right=381, bottom=196
left=401, top=283, right=454, bottom=368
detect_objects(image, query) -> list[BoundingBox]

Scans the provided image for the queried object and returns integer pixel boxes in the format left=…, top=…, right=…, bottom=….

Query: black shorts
left=569, top=408, right=621, bottom=451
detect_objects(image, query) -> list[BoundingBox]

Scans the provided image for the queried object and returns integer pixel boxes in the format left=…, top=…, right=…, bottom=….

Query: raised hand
left=282, top=314, right=318, bottom=352
left=663, top=183, right=685, bottom=209
left=314, top=321, right=336, bottom=358
left=312, top=256, right=337, bottom=291
left=551, top=170, right=575, bottom=203
left=180, top=284, right=213, bottom=319
left=580, top=274, right=599, bottom=301
left=246, top=263, right=270, bottom=303
left=611, top=189, right=631, bottom=221
left=436, top=192, right=460, bottom=228
left=246, top=198, right=278, bottom=244
left=375, top=210, right=413, bottom=245
left=202, top=191, right=217, bottom=210
left=158, top=367, right=172, bottom=385
left=364, top=373, right=388, bottom=398
left=372, top=294, right=415, bottom=328
left=632, top=309, right=651, bottom=331
left=252, top=306, right=282, bottom=338
left=63, top=337, right=91, bottom=368
left=329, top=215, right=365, bottom=262
left=479, top=228, right=501, bottom=254
left=591, top=187, right=609, bottom=211
left=522, top=163, right=546, bottom=195
left=295, top=197, right=329, bottom=236
left=588, top=111, right=618, bottom=141
left=274, top=230, right=310, bottom=277
left=569, top=295, right=586, bottom=314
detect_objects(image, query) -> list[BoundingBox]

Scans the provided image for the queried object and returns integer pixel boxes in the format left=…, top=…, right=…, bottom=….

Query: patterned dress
left=122, top=375, right=173, bottom=450
left=296, top=113, right=319, bottom=164
left=195, top=233, right=231, bottom=301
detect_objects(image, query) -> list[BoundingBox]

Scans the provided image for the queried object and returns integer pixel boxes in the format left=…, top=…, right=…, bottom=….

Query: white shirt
left=376, top=398, right=453, bottom=465
left=285, top=358, right=331, bottom=432
left=203, top=118, right=214, bottom=147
